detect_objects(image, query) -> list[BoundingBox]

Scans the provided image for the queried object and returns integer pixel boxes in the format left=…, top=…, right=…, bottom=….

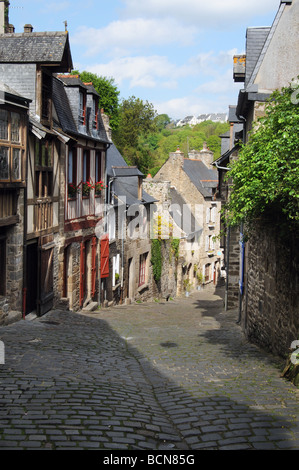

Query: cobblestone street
left=0, top=285, right=298, bottom=451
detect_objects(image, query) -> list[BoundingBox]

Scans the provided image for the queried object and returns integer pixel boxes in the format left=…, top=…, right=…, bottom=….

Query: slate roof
left=183, top=159, right=218, bottom=198
left=0, top=81, right=31, bottom=107
left=245, top=27, right=270, bottom=88
left=0, top=31, right=73, bottom=70
left=107, top=144, right=157, bottom=206
left=52, top=76, right=110, bottom=143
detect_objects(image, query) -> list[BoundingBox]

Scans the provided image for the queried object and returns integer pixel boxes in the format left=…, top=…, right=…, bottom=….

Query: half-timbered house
left=52, top=74, right=111, bottom=311
left=0, top=20, right=74, bottom=316
left=0, top=82, right=30, bottom=324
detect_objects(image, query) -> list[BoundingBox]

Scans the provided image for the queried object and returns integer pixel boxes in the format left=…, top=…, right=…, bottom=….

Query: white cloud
left=73, top=18, right=197, bottom=57
left=121, top=0, right=279, bottom=27
left=85, top=55, right=195, bottom=90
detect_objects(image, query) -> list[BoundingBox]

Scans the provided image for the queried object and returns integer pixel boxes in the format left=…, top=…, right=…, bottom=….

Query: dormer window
left=92, top=97, right=98, bottom=130
left=79, top=90, right=86, bottom=125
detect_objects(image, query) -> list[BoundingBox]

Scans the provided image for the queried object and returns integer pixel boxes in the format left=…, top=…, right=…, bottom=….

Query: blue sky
left=8, top=0, right=280, bottom=120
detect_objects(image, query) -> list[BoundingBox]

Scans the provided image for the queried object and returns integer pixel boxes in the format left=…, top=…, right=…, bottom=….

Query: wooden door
left=38, top=237, right=54, bottom=316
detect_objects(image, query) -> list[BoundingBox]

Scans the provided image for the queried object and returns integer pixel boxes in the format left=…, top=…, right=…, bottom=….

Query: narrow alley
left=0, top=285, right=298, bottom=452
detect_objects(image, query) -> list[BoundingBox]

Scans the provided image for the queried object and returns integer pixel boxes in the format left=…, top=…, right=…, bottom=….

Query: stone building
left=0, top=14, right=74, bottom=317
left=104, top=143, right=158, bottom=305
left=0, top=83, right=30, bottom=324
left=213, top=105, right=244, bottom=311
left=152, top=144, right=223, bottom=295
left=218, top=0, right=299, bottom=357
left=52, top=74, right=111, bottom=312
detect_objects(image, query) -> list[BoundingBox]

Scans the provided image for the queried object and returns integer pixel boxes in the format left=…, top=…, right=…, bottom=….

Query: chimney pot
left=24, top=24, right=33, bottom=33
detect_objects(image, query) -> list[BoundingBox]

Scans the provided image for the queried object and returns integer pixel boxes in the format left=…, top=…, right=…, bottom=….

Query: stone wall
left=0, top=189, right=25, bottom=325
left=241, top=222, right=299, bottom=358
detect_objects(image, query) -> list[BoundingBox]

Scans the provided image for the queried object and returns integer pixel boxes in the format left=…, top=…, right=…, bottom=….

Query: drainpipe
left=225, top=226, right=230, bottom=311
left=236, top=115, right=247, bottom=324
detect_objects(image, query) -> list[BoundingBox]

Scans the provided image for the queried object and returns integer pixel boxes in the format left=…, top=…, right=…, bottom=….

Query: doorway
left=26, top=240, right=38, bottom=314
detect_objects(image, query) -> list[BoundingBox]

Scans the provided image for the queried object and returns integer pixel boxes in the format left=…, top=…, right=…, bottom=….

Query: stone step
left=82, top=302, right=98, bottom=312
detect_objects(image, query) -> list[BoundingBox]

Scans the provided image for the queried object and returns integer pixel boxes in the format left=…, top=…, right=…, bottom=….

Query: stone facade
left=241, top=222, right=299, bottom=358
left=151, top=146, right=223, bottom=296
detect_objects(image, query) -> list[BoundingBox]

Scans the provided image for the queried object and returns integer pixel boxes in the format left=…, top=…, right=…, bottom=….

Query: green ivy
left=170, top=238, right=180, bottom=261
left=151, top=239, right=162, bottom=283
left=225, top=79, right=299, bottom=234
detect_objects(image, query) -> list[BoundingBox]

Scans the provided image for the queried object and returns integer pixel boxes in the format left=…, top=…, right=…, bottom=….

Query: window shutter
left=205, top=236, right=209, bottom=251
left=100, top=235, right=109, bottom=278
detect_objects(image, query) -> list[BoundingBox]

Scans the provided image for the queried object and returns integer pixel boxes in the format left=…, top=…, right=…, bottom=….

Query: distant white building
left=176, top=113, right=228, bottom=127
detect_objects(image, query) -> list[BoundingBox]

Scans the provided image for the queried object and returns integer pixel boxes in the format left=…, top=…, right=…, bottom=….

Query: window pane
left=12, top=148, right=21, bottom=180
left=68, top=149, right=73, bottom=183
left=11, top=112, right=20, bottom=143
left=0, top=146, right=9, bottom=179
left=0, top=110, right=8, bottom=140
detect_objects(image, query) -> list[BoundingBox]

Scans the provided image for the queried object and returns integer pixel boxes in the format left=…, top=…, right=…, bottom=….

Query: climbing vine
left=151, top=239, right=162, bottom=283
left=224, top=79, right=299, bottom=234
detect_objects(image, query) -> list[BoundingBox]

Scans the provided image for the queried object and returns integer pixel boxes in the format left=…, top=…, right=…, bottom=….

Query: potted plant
left=68, top=182, right=79, bottom=198
left=95, top=180, right=104, bottom=196
left=82, top=181, right=94, bottom=197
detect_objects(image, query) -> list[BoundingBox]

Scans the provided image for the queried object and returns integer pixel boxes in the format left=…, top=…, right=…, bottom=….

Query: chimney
left=188, top=142, right=214, bottom=168
left=138, top=176, right=142, bottom=201
left=0, top=1, right=10, bottom=34
left=24, top=24, right=34, bottom=33
left=8, top=23, right=14, bottom=33
left=101, top=109, right=112, bottom=141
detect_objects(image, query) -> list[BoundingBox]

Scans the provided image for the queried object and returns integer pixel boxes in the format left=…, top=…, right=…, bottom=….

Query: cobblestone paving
left=0, top=285, right=298, bottom=450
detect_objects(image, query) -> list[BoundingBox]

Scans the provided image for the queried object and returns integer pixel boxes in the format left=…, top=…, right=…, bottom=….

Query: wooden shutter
left=100, top=235, right=109, bottom=279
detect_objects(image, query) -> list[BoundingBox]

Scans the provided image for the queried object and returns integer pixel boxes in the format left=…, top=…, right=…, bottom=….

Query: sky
left=7, top=0, right=280, bottom=120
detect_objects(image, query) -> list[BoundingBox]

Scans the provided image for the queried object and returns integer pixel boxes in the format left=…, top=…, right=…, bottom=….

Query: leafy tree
left=71, top=70, right=120, bottom=130
left=154, top=114, right=172, bottom=132
left=225, top=80, right=299, bottom=232
left=113, top=96, right=158, bottom=170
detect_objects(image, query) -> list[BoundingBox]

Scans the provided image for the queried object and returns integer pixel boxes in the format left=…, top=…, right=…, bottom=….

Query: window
left=68, top=147, right=78, bottom=198
left=205, top=235, right=215, bottom=251
left=92, top=98, right=98, bottom=129
left=82, top=150, right=90, bottom=182
left=79, top=91, right=86, bottom=125
left=0, top=109, right=25, bottom=182
left=35, top=139, right=53, bottom=198
left=139, top=252, right=148, bottom=287
left=41, top=72, right=52, bottom=123
left=112, top=254, right=120, bottom=287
